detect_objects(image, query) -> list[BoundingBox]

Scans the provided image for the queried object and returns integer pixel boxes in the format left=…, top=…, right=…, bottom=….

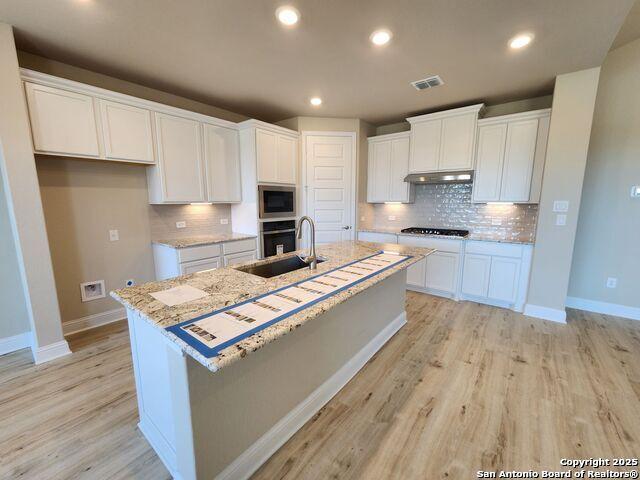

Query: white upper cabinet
left=472, top=109, right=551, bottom=204
left=152, top=113, right=205, bottom=203
left=203, top=123, right=241, bottom=203
left=24, top=82, right=101, bottom=158
left=367, top=132, right=412, bottom=203
left=407, top=104, right=483, bottom=173
left=240, top=121, right=299, bottom=186
left=99, top=100, right=155, bottom=163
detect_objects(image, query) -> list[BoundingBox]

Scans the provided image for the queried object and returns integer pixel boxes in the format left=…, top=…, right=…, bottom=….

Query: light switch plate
left=176, top=221, right=187, bottom=229
left=606, top=277, right=617, bottom=289
left=631, top=186, right=640, bottom=198
left=220, top=218, right=229, bottom=225
left=555, top=214, right=567, bottom=226
left=553, top=200, right=569, bottom=212
left=109, top=229, right=119, bottom=241
left=492, top=218, right=502, bottom=226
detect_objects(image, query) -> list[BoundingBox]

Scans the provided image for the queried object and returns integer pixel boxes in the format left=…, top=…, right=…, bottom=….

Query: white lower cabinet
left=425, top=252, right=459, bottom=294
left=153, top=238, right=257, bottom=280
left=406, top=258, right=426, bottom=288
left=461, top=254, right=491, bottom=297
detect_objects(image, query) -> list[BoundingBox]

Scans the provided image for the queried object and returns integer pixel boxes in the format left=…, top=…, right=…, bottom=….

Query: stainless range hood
left=404, top=170, right=473, bottom=184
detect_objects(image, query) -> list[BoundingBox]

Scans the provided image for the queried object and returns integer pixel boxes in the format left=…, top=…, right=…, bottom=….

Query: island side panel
left=183, top=270, right=407, bottom=479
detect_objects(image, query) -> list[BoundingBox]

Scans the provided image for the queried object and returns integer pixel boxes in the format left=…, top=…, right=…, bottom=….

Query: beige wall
left=568, top=39, right=640, bottom=308
left=526, top=68, right=601, bottom=316
left=0, top=168, right=30, bottom=338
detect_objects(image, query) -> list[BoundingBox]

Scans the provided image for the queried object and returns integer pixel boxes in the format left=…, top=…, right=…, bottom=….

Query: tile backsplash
left=360, top=183, right=539, bottom=243
left=148, top=204, right=232, bottom=240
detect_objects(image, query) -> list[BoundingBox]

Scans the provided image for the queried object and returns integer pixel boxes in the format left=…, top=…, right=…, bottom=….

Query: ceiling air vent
left=411, top=75, right=444, bottom=91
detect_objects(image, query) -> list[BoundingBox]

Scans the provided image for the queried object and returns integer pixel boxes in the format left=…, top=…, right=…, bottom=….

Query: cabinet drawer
left=398, top=235, right=462, bottom=253
left=224, top=251, right=257, bottom=266
left=180, top=257, right=221, bottom=275
left=223, top=238, right=257, bottom=255
left=357, top=231, right=398, bottom=244
left=177, top=244, right=222, bottom=263
left=465, top=240, right=524, bottom=258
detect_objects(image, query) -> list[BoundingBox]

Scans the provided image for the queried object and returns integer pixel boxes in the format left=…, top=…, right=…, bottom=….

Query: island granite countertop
left=153, top=232, right=257, bottom=249
left=111, top=240, right=433, bottom=372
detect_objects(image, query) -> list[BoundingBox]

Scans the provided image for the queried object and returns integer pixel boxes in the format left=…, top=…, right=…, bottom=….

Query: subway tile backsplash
left=360, top=183, right=538, bottom=243
left=148, top=204, right=232, bottom=240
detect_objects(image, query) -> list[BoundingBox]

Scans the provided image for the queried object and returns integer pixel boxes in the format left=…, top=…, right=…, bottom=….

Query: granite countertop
left=153, top=232, right=257, bottom=249
left=111, top=240, right=433, bottom=373
left=358, top=227, right=534, bottom=245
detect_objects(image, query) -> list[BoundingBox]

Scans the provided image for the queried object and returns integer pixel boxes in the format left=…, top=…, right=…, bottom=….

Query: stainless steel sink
left=237, top=255, right=326, bottom=279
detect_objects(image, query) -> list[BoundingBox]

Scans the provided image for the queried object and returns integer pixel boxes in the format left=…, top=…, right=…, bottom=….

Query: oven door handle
left=262, top=229, right=296, bottom=235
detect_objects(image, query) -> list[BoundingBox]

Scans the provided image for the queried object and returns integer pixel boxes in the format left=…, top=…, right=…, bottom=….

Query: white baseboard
left=566, top=297, right=640, bottom=321
left=215, top=311, right=408, bottom=480
left=0, top=331, right=32, bottom=356
left=523, top=304, right=567, bottom=324
left=33, top=340, right=72, bottom=364
left=63, top=307, right=126, bottom=336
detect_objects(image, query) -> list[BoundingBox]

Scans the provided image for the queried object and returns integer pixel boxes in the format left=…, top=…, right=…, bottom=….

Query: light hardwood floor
left=1, top=293, right=639, bottom=479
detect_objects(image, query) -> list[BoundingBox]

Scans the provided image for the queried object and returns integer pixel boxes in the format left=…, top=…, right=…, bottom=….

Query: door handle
left=342, top=226, right=351, bottom=230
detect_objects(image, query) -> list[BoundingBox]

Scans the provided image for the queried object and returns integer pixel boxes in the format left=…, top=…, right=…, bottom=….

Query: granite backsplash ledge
left=359, top=183, right=539, bottom=243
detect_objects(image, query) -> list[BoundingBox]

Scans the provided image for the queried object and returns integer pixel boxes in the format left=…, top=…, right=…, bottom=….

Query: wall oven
left=258, top=185, right=296, bottom=219
left=261, top=220, right=296, bottom=258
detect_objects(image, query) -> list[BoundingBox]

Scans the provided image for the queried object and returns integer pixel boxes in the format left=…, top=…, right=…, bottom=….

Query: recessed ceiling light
left=370, top=29, right=392, bottom=46
left=276, top=6, right=300, bottom=26
left=509, top=33, right=533, bottom=49
left=310, top=97, right=322, bottom=106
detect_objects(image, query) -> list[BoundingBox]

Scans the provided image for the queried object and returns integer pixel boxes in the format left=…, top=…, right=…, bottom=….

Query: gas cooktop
left=400, top=227, right=469, bottom=238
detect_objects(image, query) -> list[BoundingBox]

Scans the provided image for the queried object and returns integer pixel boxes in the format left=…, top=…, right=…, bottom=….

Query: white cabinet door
left=24, top=82, right=100, bottom=157
left=180, top=257, right=221, bottom=275
left=368, top=141, right=391, bottom=202
left=409, top=119, right=441, bottom=173
left=224, top=251, right=257, bottom=266
left=461, top=254, right=491, bottom=297
left=99, top=100, right=154, bottom=163
left=473, top=123, right=508, bottom=202
left=439, top=113, right=476, bottom=171
left=406, top=258, right=427, bottom=288
left=500, top=119, right=538, bottom=202
left=389, top=137, right=411, bottom=202
left=277, top=135, right=297, bottom=184
left=488, top=257, right=520, bottom=303
left=155, top=113, right=205, bottom=202
left=425, top=252, right=459, bottom=293
left=203, top=123, right=241, bottom=202
left=256, top=129, right=278, bottom=183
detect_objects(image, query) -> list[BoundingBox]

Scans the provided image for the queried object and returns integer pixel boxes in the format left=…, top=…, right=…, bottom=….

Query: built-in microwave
left=258, top=185, right=296, bottom=219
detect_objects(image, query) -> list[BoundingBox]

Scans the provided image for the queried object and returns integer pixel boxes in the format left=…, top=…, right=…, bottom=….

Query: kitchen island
left=111, top=240, right=433, bottom=480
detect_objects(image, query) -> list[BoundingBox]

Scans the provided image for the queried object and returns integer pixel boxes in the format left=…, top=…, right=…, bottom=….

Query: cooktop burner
left=400, top=227, right=469, bottom=237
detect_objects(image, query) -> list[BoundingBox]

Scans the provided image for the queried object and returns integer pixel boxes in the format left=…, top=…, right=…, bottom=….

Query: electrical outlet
left=109, top=229, right=119, bottom=241
left=388, top=215, right=396, bottom=221
left=125, top=279, right=135, bottom=287
left=555, top=214, right=567, bottom=226
left=631, top=185, right=640, bottom=198
left=360, top=216, right=365, bottom=222
left=220, top=218, right=229, bottom=225
left=492, top=218, right=502, bottom=226
left=176, top=221, right=187, bottom=229
left=553, top=200, right=569, bottom=212
left=606, top=277, right=618, bottom=289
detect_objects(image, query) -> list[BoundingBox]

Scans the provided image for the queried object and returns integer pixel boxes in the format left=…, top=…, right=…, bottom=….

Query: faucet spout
left=295, top=216, right=317, bottom=270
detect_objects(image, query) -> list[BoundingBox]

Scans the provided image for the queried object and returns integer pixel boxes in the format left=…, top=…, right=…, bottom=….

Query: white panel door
left=276, top=135, right=297, bottom=184
left=500, top=119, right=539, bottom=202
left=406, top=258, right=427, bottom=288
left=488, top=257, right=520, bottom=303
left=439, top=113, right=477, bottom=171
left=425, top=252, right=459, bottom=293
left=461, top=254, right=491, bottom=297
left=368, top=141, right=391, bottom=202
left=389, top=137, right=411, bottom=202
left=305, top=134, right=355, bottom=244
left=99, top=99, right=155, bottom=163
left=24, top=82, right=100, bottom=157
left=409, top=119, right=441, bottom=172
left=256, top=129, right=278, bottom=183
left=155, top=113, right=205, bottom=202
left=473, top=123, right=508, bottom=202
left=203, top=123, right=241, bottom=202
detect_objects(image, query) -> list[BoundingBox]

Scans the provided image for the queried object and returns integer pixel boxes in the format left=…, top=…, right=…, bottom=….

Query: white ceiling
left=0, top=0, right=635, bottom=124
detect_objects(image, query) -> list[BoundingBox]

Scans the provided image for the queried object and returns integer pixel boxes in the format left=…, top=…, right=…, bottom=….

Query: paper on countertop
left=150, top=285, right=209, bottom=306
